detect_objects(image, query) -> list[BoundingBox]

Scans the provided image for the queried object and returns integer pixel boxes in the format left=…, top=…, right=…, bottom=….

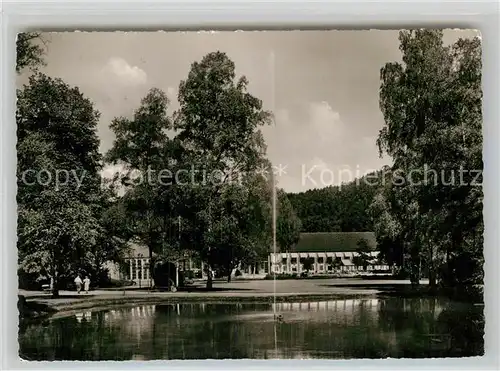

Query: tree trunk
left=206, top=266, right=213, bottom=290
left=50, top=260, right=59, bottom=298
left=50, top=249, right=59, bottom=298
left=227, top=262, right=232, bottom=283
left=409, top=240, right=420, bottom=287
left=410, top=274, right=419, bottom=287
left=149, top=245, right=154, bottom=289
left=410, top=260, right=420, bottom=287
left=446, top=247, right=452, bottom=287
left=51, top=274, right=59, bottom=298
left=51, top=286, right=59, bottom=298
left=206, top=276, right=213, bottom=289
left=428, top=240, right=437, bottom=288
left=429, top=270, right=436, bottom=288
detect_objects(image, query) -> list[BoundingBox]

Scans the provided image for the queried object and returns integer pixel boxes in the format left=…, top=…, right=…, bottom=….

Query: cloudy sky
left=19, top=29, right=479, bottom=192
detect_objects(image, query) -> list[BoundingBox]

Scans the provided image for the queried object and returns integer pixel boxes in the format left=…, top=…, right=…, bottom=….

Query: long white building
left=265, top=232, right=389, bottom=276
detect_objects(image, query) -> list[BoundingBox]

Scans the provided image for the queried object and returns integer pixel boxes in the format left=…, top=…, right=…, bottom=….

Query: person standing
left=74, top=274, right=83, bottom=294
left=83, top=276, right=91, bottom=294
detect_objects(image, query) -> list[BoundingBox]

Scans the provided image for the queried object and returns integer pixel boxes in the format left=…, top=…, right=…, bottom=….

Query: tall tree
left=106, top=88, right=174, bottom=286
left=17, top=74, right=103, bottom=296
left=174, top=51, right=271, bottom=288
left=376, top=30, right=483, bottom=287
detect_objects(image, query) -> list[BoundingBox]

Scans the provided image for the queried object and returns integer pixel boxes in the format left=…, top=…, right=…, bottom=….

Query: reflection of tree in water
left=149, top=303, right=276, bottom=359
left=376, top=298, right=484, bottom=358
left=19, top=299, right=484, bottom=360
left=436, top=303, right=484, bottom=357
left=19, top=311, right=135, bottom=360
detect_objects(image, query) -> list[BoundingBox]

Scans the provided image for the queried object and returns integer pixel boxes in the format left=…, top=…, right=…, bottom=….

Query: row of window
left=272, top=264, right=390, bottom=273
left=279, top=257, right=346, bottom=264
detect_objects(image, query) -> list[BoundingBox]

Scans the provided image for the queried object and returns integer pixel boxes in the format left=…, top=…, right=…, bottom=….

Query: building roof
left=287, top=232, right=377, bottom=253
left=126, top=232, right=377, bottom=257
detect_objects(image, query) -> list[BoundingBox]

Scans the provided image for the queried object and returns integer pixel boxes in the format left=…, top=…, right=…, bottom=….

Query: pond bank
left=20, top=291, right=378, bottom=318
left=19, top=278, right=482, bottom=319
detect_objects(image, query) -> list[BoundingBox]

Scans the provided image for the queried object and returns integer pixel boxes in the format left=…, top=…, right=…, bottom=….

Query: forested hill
left=287, top=170, right=384, bottom=233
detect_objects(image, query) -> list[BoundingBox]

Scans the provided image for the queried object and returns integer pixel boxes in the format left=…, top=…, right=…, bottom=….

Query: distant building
left=268, top=232, right=390, bottom=275
left=107, top=244, right=201, bottom=287
left=107, top=232, right=390, bottom=284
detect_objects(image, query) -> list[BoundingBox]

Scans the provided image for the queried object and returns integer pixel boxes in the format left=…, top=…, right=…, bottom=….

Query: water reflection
left=19, top=298, right=483, bottom=360
left=75, top=311, right=92, bottom=323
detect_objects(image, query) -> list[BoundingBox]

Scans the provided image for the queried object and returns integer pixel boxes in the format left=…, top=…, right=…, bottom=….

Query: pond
left=19, top=298, right=484, bottom=360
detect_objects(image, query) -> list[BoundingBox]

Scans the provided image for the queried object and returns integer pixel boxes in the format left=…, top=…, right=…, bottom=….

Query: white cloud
left=102, top=57, right=147, bottom=86
left=308, top=101, right=343, bottom=144
left=261, top=100, right=389, bottom=191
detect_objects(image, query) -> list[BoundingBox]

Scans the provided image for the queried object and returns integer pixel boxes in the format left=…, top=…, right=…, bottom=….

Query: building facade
left=268, top=250, right=387, bottom=274
left=107, top=244, right=202, bottom=287
left=268, top=232, right=390, bottom=275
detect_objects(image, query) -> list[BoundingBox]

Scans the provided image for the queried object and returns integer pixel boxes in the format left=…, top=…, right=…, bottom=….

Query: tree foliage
left=17, top=73, right=102, bottom=201
left=173, top=51, right=272, bottom=287
left=106, top=88, right=176, bottom=285
left=104, top=52, right=305, bottom=288
left=16, top=32, right=46, bottom=73
left=18, top=192, right=100, bottom=295
left=302, top=257, right=314, bottom=273
left=276, top=189, right=302, bottom=251
left=17, top=74, right=106, bottom=296
left=374, top=30, right=483, bottom=287
left=353, top=238, right=372, bottom=270
left=204, top=175, right=273, bottom=281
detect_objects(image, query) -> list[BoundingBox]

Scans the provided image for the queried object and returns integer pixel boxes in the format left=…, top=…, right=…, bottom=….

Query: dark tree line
left=287, top=171, right=382, bottom=233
